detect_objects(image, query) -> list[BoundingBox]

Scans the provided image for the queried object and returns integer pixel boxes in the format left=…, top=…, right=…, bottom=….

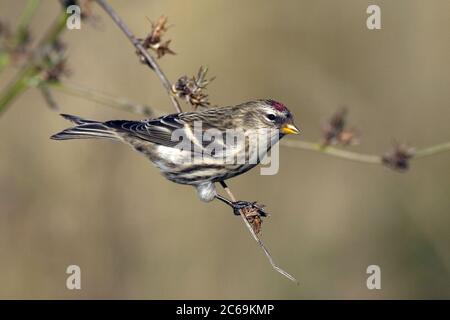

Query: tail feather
left=60, top=114, right=99, bottom=125
left=51, top=114, right=117, bottom=141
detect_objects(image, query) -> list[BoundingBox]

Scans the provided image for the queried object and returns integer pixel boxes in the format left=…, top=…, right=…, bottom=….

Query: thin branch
left=414, top=142, right=450, bottom=159
left=0, top=53, right=10, bottom=74
left=281, top=139, right=450, bottom=164
left=0, top=10, right=68, bottom=115
left=47, top=80, right=158, bottom=116
left=39, top=84, right=60, bottom=110
left=219, top=181, right=299, bottom=284
left=281, top=140, right=382, bottom=164
left=15, top=0, right=41, bottom=45
left=0, top=0, right=40, bottom=74
left=94, top=0, right=181, bottom=113
left=0, top=64, right=36, bottom=114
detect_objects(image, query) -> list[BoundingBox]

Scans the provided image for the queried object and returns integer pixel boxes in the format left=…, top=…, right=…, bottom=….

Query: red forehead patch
left=267, top=99, right=288, bottom=112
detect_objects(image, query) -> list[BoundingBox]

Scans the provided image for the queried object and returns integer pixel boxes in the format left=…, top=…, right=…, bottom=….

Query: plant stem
left=281, top=140, right=382, bottom=164
left=37, top=9, right=68, bottom=47
left=282, top=139, right=450, bottom=164
left=48, top=81, right=158, bottom=116
left=15, top=0, right=41, bottom=45
left=414, top=142, right=450, bottom=159
left=220, top=181, right=299, bottom=284
left=0, top=0, right=41, bottom=75
left=0, top=65, right=37, bottom=115
left=94, top=0, right=182, bottom=113
left=0, top=53, right=10, bottom=74
left=0, top=10, right=67, bottom=115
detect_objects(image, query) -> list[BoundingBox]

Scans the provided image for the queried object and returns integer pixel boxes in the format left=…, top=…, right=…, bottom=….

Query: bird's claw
left=231, top=201, right=268, bottom=217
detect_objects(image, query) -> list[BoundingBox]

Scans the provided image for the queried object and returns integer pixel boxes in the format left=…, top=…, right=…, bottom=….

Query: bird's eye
left=266, top=114, right=276, bottom=121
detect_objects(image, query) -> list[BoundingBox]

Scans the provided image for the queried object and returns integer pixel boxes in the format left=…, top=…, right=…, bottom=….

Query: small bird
left=51, top=99, right=300, bottom=213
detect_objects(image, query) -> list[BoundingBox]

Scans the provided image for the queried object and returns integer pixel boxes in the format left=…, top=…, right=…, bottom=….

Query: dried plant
left=37, top=41, right=71, bottom=82
left=0, top=0, right=450, bottom=285
left=139, top=16, right=175, bottom=59
left=382, top=142, right=415, bottom=171
left=321, top=107, right=359, bottom=147
left=172, top=66, right=215, bottom=109
left=239, top=202, right=268, bottom=236
left=0, top=20, right=32, bottom=65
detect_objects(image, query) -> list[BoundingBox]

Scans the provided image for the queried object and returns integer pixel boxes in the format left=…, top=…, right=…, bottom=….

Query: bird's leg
left=215, top=194, right=267, bottom=217
left=215, top=194, right=241, bottom=216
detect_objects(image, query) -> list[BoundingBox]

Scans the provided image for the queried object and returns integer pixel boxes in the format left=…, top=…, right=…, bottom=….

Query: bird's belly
left=152, top=144, right=260, bottom=185
left=133, top=136, right=271, bottom=186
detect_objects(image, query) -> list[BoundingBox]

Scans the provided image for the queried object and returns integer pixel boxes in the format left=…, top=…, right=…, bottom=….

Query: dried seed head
left=139, top=16, right=175, bottom=59
left=382, top=142, right=415, bottom=171
left=322, top=107, right=359, bottom=147
left=338, top=128, right=360, bottom=146
left=43, top=59, right=70, bottom=82
left=37, top=41, right=71, bottom=82
left=148, top=16, right=169, bottom=44
left=0, top=20, right=32, bottom=64
left=240, top=202, right=268, bottom=236
left=152, top=40, right=175, bottom=59
left=172, top=66, right=215, bottom=109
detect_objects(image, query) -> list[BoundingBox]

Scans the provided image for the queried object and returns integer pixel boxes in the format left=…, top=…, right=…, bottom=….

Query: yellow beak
left=281, top=123, right=300, bottom=135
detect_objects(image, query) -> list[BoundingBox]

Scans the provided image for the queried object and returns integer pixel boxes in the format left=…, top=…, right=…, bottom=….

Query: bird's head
left=241, top=99, right=300, bottom=136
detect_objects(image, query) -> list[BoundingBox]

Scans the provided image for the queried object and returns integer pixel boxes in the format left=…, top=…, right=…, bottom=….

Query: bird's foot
left=231, top=201, right=268, bottom=235
left=231, top=201, right=268, bottom=217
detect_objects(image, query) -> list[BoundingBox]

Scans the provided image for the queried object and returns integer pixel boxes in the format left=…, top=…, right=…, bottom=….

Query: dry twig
left=220, top=181, right=298, bottom=284
left=49, top=80, right=156, bottom=116
left=282, top=136, right=450, bottom=171
left=94, top=0, right=181, bottom=113
left=95, top=0, right=298, bottom=284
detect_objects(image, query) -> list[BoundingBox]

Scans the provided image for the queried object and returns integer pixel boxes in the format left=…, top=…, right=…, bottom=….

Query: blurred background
left=0, top=0, right=449, bottom=299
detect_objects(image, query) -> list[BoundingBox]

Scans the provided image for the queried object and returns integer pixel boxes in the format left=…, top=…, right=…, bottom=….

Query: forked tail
left=50, top=114, right=117, bottom=140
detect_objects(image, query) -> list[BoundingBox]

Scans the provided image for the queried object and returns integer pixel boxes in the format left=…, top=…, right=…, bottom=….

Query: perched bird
left=51, top=99, right=300, bottom=213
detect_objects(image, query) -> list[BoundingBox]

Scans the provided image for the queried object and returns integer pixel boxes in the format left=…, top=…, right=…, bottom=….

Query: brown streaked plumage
left=51, top=99, right=300, bottom=211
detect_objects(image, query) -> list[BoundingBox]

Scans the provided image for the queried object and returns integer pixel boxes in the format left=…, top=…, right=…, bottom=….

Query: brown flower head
left=0, top=20, right=32, bottom=64
left=239, top=202, right=268, bottom=236
left=382, top=142, right=415, bottom=171
left=322, top=107, right=359, bottom=147
left=140, top=16, right=175, bottom=59
left=231, top=201, right=268, bottom=236
left=172, top=66, right=215, bottom=109
left=37, top=41, right=71, bottom=82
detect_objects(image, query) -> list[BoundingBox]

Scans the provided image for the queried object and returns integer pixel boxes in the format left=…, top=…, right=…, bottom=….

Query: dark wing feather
left=105, top=114, right=187, bottom=147
left=105, top=112, right=231, bottom=157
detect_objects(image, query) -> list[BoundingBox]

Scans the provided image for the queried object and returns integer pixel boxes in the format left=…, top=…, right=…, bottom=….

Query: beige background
left=0, top=0, right=449, bottom=299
